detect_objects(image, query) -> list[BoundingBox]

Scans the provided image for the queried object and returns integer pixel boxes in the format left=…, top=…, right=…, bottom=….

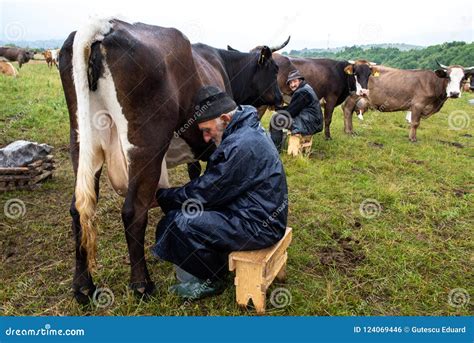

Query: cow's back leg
left=122, top=141, right=172, bottom=297
left=68, top=114, right=105, bottom=303
left=323, top=96, right=338, bottom=140
left=59, top=30, right=104, bottom=304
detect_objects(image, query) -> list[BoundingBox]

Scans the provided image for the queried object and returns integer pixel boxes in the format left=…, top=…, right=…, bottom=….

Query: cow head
left=250, top=45, right=284, bottom=107
left=25, top=50, right=35, bottom=60
left=344, top=60, right=379, bottom=97
left=227, top=37, right=291, bottom=108
left=435, top=61, right=474, bottom=98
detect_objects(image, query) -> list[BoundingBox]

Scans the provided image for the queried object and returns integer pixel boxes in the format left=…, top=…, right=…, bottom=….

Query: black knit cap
left=194, top=86, right=237, bottom=124
left=286, top=70, right=305, bottom=84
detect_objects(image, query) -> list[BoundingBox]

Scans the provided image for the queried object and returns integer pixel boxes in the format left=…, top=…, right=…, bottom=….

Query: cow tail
left=72, top=18, right=112, bottom=271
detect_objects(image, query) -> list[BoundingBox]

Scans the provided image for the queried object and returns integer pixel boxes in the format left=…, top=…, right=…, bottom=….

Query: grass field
left=0, top=62, right=473, bottom=316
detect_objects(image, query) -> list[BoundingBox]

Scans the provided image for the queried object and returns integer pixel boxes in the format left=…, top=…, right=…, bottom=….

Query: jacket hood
left=222, top=105, right=259, bottom=140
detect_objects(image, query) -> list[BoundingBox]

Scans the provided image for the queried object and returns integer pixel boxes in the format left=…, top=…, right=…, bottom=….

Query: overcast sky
left=0, top=0, right=472, bottom=50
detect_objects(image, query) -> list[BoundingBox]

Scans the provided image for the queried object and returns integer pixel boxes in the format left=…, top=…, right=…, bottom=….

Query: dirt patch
left=308, top=151, right=327, bottom=160
left=319, top=233, right=365, bottom=273
left=452, top=188, right=470, bottom=198
left=0, top=237, right=17, bottom=263
left=351, top=167, right=364, bottom=174
left=408, top=159, right=425, bottom=165
left=368, top=142, right=384, bottom=149
left=437, top=140, right=464, bottom=148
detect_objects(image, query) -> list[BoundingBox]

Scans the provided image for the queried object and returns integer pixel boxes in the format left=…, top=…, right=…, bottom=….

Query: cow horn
left=464, top=66, right=474, bottom=71
left=369, top=62, right=377, bottom=66
left=436, top=60, right=448, bottom=70
left=348, top=60, right=355, bottom=64
left=270, top=36, right=291, bottom=52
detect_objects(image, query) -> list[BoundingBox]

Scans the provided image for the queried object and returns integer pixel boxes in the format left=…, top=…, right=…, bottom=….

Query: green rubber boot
left=169, top=278, right=227, bottom=300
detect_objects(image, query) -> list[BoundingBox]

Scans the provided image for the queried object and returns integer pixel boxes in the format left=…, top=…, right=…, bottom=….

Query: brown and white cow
left=342, top=62, right=474, bottom=141
left=43, top=49, right=59, bottom=69
left=0, top=61, right=17, bottom=77
left=59, top=18, right=283, bottom=304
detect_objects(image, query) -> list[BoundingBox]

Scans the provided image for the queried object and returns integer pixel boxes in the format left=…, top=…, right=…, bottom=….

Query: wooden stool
left=287, top=134, right=313, bottom=156
left=228, top=227, right=292, bottom=314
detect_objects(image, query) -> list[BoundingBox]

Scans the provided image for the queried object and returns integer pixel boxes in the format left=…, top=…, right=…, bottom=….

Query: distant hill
left=288, top=43, right=423, bottom=55
left=282, top=41, right=474, bottom=69
left=0, top=39, right=65, bottom=51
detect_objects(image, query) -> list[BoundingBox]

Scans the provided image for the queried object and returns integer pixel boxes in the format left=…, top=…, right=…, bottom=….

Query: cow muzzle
left=357, top=89, right=370, bottom=97
left=449, top=91, right=460, bottom=98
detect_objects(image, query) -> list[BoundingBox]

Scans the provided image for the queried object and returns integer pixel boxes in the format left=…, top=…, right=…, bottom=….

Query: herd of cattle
left=0, top=46, right=60, bottom=76
left=1, top=18, right=473, bottom=303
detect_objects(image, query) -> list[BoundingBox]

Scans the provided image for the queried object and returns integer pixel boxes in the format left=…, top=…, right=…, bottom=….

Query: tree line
left=284, top=41, right=474, bottom=69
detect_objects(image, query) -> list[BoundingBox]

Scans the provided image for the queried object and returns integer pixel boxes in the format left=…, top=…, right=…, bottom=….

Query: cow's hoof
left=409, top=138, right=417, bottom=143
left=130, top=281, right=156, bottom=300
left=325, top=136, right=332, bottom=141
left=73, top=284, right=97, bottom=305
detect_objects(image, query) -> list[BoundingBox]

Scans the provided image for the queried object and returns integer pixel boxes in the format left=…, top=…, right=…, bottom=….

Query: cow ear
left=371, top=67, right=380, bottom=77
left=435, top=69, right=448, bottom=78
left=258, top=46, right=272, bottom=65
left=344, top=65, right=353, bottom=75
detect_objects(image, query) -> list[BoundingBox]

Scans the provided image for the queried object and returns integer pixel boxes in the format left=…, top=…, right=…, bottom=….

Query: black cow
left=0, top=47, right=34, bottom=68
left=185, top=42, right=286, bottom=178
